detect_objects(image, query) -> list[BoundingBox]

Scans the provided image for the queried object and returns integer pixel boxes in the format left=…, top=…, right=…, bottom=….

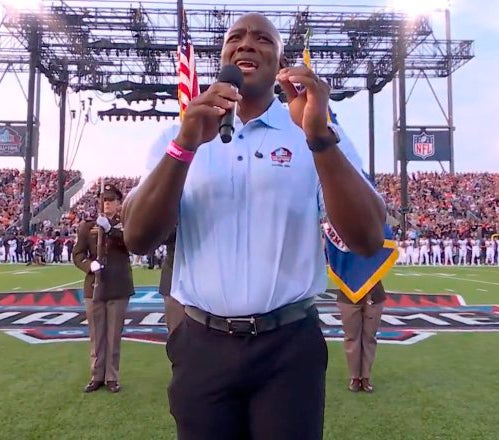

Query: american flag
left=177, top=10, right=199, bottom=120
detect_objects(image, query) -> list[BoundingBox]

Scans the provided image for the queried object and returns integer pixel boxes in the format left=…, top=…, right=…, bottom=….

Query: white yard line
left=444, top=288, right=455, bottom=292
left=41, top=279, right=83, bottom=291
left=0, top=265, right=61, bottom=274
left=434, top=275, right=499, bottom=286
left=12, top=287, right=20, bottom=291
left=476, top=289, right=488, bottom=292
left=1, top=269, right=38, bottom=275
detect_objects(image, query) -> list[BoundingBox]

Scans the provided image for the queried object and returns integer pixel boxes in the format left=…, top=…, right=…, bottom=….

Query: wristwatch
left=306, top=124, right=341, bottom=153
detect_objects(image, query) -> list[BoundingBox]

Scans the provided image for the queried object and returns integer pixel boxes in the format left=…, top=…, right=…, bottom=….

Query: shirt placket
left=233, top=125, right=250, bottom=291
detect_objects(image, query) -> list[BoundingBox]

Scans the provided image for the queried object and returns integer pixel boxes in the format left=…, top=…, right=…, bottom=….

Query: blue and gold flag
left=320, top=142, right=398, bottom=303
left=323, top=222, right=398, bottom=303
left=320, top=134, right=398, bottom=303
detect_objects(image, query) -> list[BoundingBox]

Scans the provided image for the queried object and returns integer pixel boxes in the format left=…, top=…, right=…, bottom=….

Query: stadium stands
left=0, top=172, right=497, bottom=265
left=0, top=168, right=81, bottom=232
left=375, top=172, right=499, bottom=239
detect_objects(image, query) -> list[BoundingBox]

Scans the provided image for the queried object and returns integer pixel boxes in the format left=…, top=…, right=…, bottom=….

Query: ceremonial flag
left=323, top=219, right=398, bottom=303
left=177, top=9, right=199, bottom=120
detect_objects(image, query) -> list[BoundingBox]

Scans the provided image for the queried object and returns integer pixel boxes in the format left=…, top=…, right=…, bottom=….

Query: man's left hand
left=276, top=66, right=331, bottom=141
left=96, top=215, right=112, bottom=233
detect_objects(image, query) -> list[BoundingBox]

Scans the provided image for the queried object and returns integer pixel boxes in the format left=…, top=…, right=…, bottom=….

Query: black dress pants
left=166, top=308, right=328, bottom=440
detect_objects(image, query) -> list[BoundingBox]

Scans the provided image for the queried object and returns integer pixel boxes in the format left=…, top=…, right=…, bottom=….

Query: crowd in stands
left=33, top=176, right=140, bottom=237
left=0, top=174, right=140, bottom=265
left=375, top=172, right=499, bottom=240
left=0, top=168, right=81, bottom=232
left=1, top=170, right=498, bottom=265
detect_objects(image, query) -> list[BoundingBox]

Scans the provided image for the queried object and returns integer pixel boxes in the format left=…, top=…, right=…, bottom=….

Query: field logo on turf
left=1, top=288, right=499, bottom=345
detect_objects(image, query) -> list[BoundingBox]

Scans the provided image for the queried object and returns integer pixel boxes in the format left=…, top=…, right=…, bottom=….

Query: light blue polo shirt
left=143, top=98, right=365, bottom=316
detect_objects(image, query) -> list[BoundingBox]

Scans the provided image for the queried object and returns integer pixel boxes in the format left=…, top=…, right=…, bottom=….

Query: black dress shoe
left=348, top=378, right=361, bottom=392
left=106, top=381, right=121, bottom=393
left=84, top=380, right=104, bottom=393
left=361, top=378, right=374, bottom=393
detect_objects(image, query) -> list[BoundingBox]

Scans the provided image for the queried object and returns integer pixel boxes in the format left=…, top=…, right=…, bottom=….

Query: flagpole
left=177, top=0, right=183, bottom=44
left=177, top=0, right=184, bottom=119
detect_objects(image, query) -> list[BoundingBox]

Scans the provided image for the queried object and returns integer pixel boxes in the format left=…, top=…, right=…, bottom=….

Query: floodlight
left=1, top=0, right=42, bottom=12
left=387, top=0, right=451, bottom=16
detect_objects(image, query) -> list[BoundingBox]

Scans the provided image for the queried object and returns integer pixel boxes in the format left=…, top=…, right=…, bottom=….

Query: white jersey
left=485, top=240, right=495, bottom=264
left=458, top=239, right=467, bottom=251
left=61, top=245, right=69, bottom=262
left=431, top=238, right=441, bottom=248
left=444, top=239, right=453, bottom=250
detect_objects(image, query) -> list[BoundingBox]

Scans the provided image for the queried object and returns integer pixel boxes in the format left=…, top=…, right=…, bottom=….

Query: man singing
left=124, top=12, right=385, bottom=440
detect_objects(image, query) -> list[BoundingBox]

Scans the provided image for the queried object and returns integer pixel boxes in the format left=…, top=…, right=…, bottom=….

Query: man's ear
left=279, top=56, right=289, bottom=69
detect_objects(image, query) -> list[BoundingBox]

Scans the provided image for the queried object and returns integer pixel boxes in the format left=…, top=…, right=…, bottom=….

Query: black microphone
left=254, top=151, right=263, bottom=159
left=218, top=64, right=244, bottom=144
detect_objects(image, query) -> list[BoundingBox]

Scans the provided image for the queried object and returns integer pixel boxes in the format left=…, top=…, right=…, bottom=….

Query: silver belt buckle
left=226, top=317, right=258, bottom=336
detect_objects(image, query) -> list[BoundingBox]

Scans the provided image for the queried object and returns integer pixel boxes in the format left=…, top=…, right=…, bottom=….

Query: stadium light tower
left=388, top=0, right=454, bottom=239
left=2, top=0, right=43, bottom=234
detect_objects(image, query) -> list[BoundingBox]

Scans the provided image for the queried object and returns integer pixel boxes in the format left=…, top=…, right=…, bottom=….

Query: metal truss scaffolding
left=0, top=1, right=474, bottom=235
left=1, top=2, right=473, bottom=98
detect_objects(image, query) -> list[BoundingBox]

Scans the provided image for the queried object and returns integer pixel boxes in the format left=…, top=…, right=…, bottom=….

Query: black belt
left=184, top=298, right=316, bottom=336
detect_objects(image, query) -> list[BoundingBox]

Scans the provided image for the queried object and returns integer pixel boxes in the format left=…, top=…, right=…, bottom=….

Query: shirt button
left=237, top=155, right=243, bottom=161
left=238, top=134, right=244, bottom=139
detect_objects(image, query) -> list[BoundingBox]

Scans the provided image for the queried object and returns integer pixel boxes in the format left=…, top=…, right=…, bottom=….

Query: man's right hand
left=174, top=82, right=242, bottom=151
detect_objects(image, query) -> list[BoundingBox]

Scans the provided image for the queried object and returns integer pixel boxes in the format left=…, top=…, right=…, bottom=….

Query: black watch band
left=306, top=126, right=340, bottom=152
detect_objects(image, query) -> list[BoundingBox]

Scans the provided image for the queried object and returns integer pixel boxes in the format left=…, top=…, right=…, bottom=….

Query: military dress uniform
left=337, top=281, right=386, bottom=393
left=72, top=184, right=134, bottom=393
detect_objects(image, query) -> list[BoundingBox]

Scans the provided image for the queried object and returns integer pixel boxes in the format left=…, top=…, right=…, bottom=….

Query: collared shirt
left=143, top=98, right=365, bottom=316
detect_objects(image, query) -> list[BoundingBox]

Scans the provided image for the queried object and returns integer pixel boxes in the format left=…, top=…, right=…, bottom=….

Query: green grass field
left=1, top=264, right=498, bottom=440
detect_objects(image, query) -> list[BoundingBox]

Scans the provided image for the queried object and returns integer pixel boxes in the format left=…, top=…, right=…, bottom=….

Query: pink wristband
left=166, top=140, right=195, bottom=163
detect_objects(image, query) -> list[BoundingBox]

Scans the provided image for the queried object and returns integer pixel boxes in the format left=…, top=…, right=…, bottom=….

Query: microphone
left=254, top=151, right=263, bottom=159
left=218, top=64, right=244, bottom=144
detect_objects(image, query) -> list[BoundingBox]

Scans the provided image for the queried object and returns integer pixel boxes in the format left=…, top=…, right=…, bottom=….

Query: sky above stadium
left=0, top=0, right=498, bottom=182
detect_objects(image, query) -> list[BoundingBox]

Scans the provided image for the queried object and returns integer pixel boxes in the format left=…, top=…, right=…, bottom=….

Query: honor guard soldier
left=73, top=183, right=134, bottom=393
left=337, top=282, right=386, bottom=393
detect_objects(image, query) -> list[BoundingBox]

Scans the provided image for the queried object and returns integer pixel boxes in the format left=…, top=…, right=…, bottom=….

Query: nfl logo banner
left=324, top=223, right=398, bottom=303
left=412, top=131, right=435, bottom=160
